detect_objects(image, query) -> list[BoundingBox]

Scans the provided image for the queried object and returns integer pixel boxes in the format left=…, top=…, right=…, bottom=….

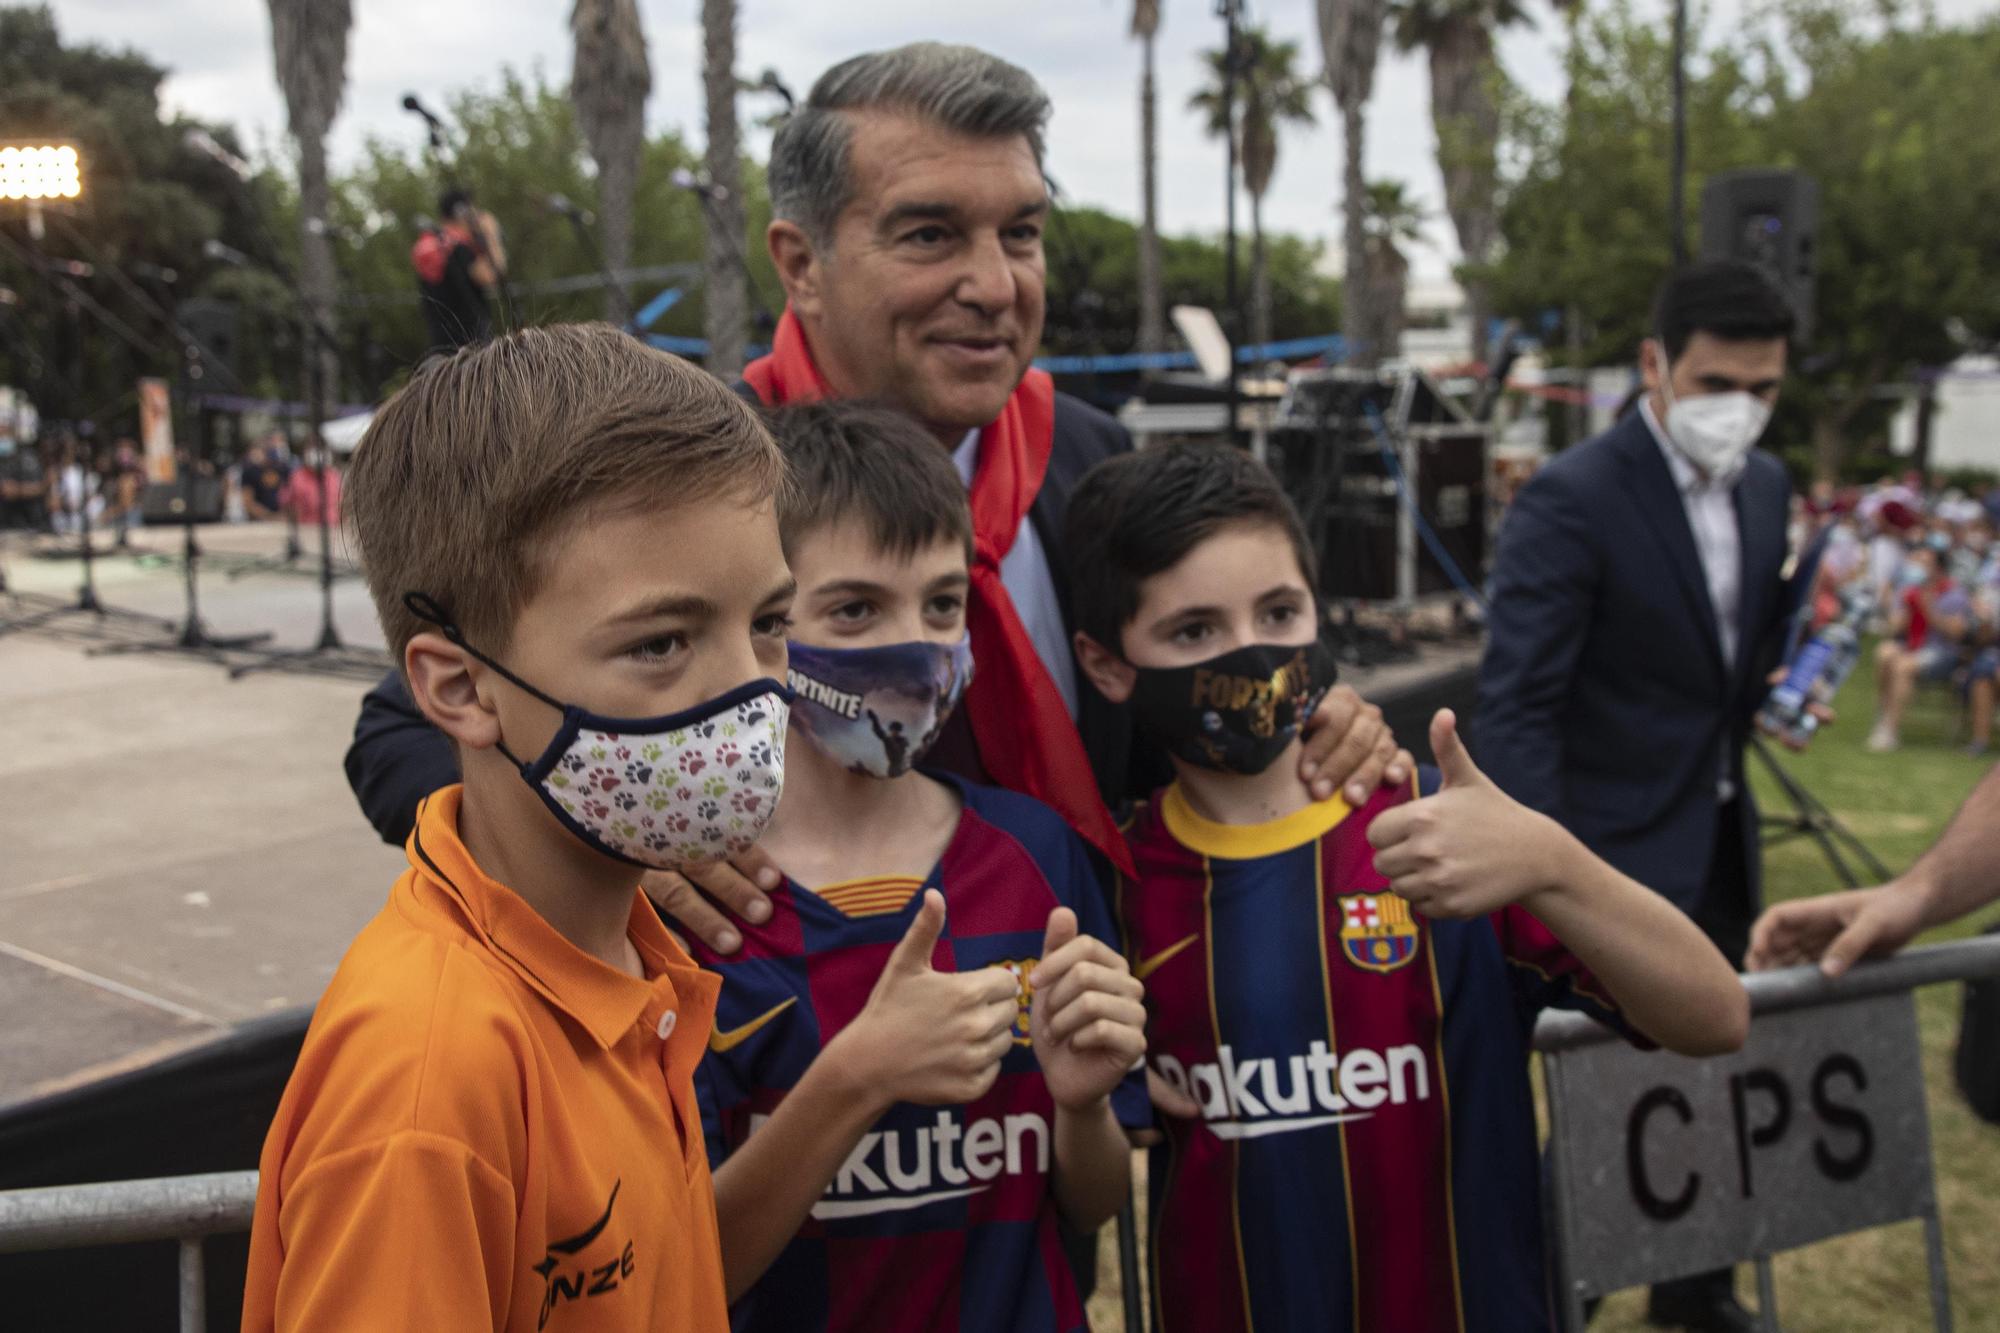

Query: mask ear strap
left=402, top=591, right=568, bottom=714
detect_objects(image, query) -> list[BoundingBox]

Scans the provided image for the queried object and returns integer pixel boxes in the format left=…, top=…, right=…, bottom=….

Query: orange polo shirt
left=243, top=785, right=726, bottom=1332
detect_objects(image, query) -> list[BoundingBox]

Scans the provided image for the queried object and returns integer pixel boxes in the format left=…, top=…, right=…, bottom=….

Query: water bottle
left=1759, top=590, right=1869, bottom=746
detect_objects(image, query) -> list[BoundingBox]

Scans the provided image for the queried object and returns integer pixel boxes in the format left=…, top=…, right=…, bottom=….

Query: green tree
left=1757, top=2, right=2000, bottom=477
left=331, top=71, right=754, bottom=380
left=1354, top=180, right=1426, bottom=360
left=1489, top=0, right=2000, bottom=478
left=1190, top=27, right=1319, bottom=354
left=1487, top=1, right=1768, bottom=366
left=0, top=5, right=296, bottom=434
left=1391, top=0, right=1531, bottom=358
left=1040, top=204, right=1342, bottom=358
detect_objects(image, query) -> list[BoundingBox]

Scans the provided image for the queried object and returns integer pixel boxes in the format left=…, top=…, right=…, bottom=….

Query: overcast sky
left=47, top=0, right=2000, bottom=282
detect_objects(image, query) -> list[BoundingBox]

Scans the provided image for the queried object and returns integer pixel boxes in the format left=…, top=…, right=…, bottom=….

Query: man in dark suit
left=1477, top=260, right=1799, bottom=1333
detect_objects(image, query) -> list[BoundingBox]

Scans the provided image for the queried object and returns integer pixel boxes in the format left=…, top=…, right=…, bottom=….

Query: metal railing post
left=179, top=1234, right=207, bottom=1333
left=0, top=1170, right=257, bottom=1331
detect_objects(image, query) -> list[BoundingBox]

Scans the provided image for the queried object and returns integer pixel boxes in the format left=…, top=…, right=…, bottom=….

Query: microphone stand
left=552, top=201, right=630, bottom=328
left=227, top=222, right=370, bottom=582
left=675, top=174, right=774, bottom=347
left=70, top=153, right=285, bottom=664
left=0, top=230, right=174, bottom=641
left=222, top=210, right=387, bottom=682
left=92, top=333, right=277, bottom=663
left=406, top=95, right=519, bottom=333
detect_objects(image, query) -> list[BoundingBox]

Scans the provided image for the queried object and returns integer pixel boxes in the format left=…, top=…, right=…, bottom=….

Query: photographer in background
left=411, top=187, right=506, bottom=354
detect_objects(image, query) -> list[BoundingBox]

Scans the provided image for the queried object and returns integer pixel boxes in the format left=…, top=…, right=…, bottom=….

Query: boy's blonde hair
left=346, top=324, right=783, bottom=659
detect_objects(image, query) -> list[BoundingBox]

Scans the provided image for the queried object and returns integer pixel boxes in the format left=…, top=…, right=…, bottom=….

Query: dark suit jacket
left=343, top=390, right=1143, bottom=846
left=1475, top=411, right=1794, bottom=919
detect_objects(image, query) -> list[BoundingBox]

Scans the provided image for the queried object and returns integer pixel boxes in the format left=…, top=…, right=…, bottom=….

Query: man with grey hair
left=737, top=41, right=1409, bottom=869
left=341, top=43, right=1409, bottom=940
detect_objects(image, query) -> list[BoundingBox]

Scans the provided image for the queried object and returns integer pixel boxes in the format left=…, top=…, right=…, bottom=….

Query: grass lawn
left=1088, top=645, right=1998, bottom=1331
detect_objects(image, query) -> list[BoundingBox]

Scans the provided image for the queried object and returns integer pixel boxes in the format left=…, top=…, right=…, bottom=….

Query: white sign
left=1543, top=992, right=1939, bottom=1299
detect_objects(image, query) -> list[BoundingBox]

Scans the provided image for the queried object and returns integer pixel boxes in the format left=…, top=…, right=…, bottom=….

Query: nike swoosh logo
left=708, top=996, right=797, bottom=1053
left=1134, top=933, right=1200, bottom=982
left=1208, top=1113, right=1372, bottom=1140
left=810, top=1185, right=987, bottom=1221
left=548, top=1179, right=620, bottom=1255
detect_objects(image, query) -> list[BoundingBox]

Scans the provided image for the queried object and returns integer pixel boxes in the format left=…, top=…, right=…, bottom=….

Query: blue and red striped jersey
left=1118, top=775, right=1626, bottom=1333
left=692, top=772, right=1147, bottom=1333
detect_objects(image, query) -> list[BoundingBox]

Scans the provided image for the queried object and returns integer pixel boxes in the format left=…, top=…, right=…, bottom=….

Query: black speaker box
left=141, top=478, right=223, bottom=525
left=1699, top=169, right=1820, bottom=340
left=1268, top=368, right=1489, bottom=603
left=175, top=297, right=240, bottom=377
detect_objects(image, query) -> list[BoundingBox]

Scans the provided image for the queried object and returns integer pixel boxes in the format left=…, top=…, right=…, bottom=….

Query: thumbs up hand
left=834, top=889, right=1026, bottom=1108
left=1029, top=907, right=1148, bottom=1113
left=1366, top=710, right=1567, bottom=920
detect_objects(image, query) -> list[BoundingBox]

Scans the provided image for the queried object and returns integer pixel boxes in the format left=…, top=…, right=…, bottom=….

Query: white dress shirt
left=953, top=429, right=1081, bottom=720
left=1642, top=399, right=1743, bottom=801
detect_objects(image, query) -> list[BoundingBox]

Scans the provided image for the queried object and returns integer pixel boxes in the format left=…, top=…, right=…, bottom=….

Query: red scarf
left=745, top=310, right=1135, bottom=877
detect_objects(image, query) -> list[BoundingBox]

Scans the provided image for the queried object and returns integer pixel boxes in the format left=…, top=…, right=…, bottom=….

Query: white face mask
left=1662, top=387, right=1770, bottom=481
left=1658, top=358, right=1771, bottom=482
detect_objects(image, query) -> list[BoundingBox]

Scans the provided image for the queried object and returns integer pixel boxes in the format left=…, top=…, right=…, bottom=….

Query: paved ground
left=0, top=520, right=403, bottom=1105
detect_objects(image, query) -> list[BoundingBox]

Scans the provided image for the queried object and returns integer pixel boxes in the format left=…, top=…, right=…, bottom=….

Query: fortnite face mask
left=404, top=593, right=791, bottom=870
left=786, top=635, right=975, bottom=779
left=1128, top=638, right=1340, bottom=776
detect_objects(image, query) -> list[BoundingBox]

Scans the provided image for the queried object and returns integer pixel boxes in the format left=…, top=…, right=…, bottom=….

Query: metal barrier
left=8, top=937, right=1996, bottom=1333
left=0, top=1169, right=257, bottom=1333
left=1535, top=934, right=2000, bottom=1333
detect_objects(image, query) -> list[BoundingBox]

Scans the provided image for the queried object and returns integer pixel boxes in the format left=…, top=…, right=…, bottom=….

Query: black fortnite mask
left=1127, top=638, right=1340, bottom=776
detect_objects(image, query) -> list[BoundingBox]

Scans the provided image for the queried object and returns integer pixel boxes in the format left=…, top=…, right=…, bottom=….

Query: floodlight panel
left=0, top=144, right=84, bottom=201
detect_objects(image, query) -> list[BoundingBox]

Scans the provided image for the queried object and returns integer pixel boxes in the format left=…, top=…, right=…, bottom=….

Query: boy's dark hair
left=438, top=187, right=470, bottom=219
left=346, top=323, right=783, bottom=662
left=1063, top=441, right=1318, bottom=655
left=1653, top=260, right=1797, bottom=361
left=764, top=401, right=973, bottom=562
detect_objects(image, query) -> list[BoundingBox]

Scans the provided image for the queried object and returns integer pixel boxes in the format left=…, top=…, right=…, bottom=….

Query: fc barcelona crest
left=1337, top=893, right=1419, bottom=973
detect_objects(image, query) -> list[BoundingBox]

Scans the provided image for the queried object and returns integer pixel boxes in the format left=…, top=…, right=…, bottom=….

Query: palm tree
left=1191, top=28, right=1318, bottom=354
left=1390, top=0, right=1529, bottom=359
left=1317, top=0, right=1390, bottom=366
left=700, top=0, right=749, bottom=379
left=1132, top=0, right=1166, bottom=355
left=570, top=0, right=650, bottom=326
left=266, top=0, right=352, bottom=417
left=1356, top=179, right=1427, bottom=361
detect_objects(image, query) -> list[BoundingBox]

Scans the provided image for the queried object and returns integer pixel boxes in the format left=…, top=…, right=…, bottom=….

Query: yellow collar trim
left=1160, top=782, right=1353, bottom=860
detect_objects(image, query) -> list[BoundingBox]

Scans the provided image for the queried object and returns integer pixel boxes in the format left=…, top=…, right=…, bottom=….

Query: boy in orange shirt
left=243, top=325, right=796, bottom=1331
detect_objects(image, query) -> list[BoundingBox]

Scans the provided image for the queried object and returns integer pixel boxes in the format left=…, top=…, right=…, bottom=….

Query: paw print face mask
left=405, top=593, right=792, bottom=871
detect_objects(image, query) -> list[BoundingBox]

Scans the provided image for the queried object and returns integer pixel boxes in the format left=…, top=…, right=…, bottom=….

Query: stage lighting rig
left=0, top=143, right=83, bottom=241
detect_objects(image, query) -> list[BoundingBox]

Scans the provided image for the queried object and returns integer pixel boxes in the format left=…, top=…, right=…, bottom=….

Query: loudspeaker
left=175, top=298, right=240, bottom=381
left=141, top=478, right=223, bottom=525
left=1268, top=367, right=1489, bottom=603
left=1699, top=169, right=1820, bottom=340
